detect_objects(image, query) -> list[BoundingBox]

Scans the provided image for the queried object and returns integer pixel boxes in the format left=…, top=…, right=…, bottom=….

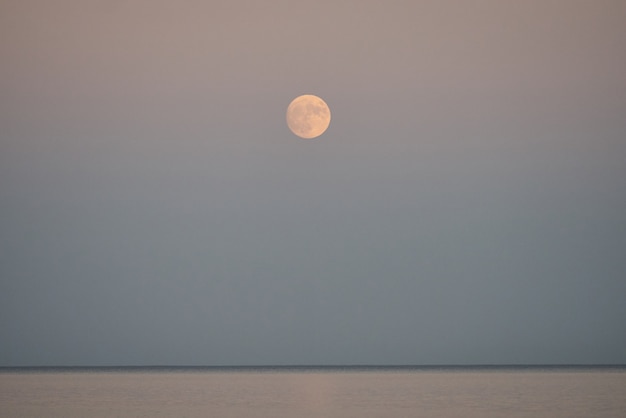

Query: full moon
left=286, top=94, right=331, bottom=139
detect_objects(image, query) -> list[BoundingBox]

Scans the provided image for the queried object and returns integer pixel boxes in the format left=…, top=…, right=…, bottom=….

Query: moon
left=286, top=94, right=331, bottom=139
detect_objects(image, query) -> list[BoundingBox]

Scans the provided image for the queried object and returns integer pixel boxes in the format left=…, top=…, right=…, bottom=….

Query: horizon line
left=2, top=363, right=625, bottom=370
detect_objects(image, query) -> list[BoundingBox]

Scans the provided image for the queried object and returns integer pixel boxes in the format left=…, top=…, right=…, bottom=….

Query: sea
left=1, top=366, right=625, bottom=417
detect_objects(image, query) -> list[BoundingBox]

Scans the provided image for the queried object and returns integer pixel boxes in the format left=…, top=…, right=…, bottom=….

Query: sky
left=1, top=0, right=625, bottom=366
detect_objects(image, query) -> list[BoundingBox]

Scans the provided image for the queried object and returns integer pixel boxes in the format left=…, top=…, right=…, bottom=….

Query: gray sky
left=1, top=0, right=625, bottom=366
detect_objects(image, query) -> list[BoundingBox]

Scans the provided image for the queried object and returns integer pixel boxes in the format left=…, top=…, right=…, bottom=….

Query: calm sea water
left=1, top=367, right=625, bottom=417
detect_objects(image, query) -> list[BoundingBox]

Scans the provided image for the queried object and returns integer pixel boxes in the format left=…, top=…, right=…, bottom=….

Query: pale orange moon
left=286, top=94, right=331, bottom=139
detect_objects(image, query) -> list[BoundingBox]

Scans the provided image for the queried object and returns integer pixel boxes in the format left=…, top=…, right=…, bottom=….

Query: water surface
left=1, top=366, right=625, bottom=417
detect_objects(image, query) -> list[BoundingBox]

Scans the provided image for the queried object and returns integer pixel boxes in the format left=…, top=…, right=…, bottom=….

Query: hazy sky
left=1, top=0, right=625, bottom=366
